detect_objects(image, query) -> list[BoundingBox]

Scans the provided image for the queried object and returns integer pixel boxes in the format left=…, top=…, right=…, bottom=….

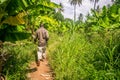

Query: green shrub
left=2, top=41, right=37, bottom=80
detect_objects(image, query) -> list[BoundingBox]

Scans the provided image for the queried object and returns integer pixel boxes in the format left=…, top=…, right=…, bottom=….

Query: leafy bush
left=2, top=41, right=37, bottom=80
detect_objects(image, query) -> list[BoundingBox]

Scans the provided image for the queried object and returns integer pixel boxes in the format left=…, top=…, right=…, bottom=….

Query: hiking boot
left=40, top=59, right=43, bottom=62
left=42, top=56, right=45, bottom=59
left=36, top=61, right=40, bottom=66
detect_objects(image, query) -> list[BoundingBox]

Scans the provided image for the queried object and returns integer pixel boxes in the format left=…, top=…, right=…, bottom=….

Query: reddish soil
left=27, top=59, right=53, bottom=80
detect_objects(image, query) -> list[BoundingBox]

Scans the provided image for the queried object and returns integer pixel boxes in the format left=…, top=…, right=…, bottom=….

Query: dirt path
left=27, top=41, right=59, bottom=80
left=27, top=59, right=53, bottom=80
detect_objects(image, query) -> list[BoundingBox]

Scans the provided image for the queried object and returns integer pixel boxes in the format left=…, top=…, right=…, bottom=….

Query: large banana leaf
left=1, top=12, right=26, bottom=26
left=0, top=0, right=59, bottom=26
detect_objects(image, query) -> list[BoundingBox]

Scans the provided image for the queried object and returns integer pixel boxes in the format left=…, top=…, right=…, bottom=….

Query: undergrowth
left=48, top=31, right=120, bottom=80
left=2, top=40, right=37, bottom=80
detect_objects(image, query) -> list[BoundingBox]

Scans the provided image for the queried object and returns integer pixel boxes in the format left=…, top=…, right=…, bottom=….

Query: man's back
left=35, top=27, right=49, bottom=47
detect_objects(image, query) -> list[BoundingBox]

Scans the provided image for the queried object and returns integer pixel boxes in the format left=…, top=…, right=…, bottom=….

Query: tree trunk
left=94, top=0, right=97, bottom=10
left=74, top=5, right=76, bottom=22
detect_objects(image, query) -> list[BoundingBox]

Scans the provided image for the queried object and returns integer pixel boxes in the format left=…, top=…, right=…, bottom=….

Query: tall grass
left=2, top=40, right=37, bottom=80
left=48, top=30, right=120, bottom=80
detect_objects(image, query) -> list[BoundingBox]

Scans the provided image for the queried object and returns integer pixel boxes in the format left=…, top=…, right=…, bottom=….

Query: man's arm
left=45, top=30, right=49, bottom=41
left=33, top=32, right=38, bottom=43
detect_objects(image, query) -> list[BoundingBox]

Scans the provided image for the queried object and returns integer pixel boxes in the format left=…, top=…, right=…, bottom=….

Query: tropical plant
left=90, top=0, right=99, bottom=10
left=85, top=4, right=120, bottom=33
left=58, top=3, right=64, bottom=13
left=69, top=0, right=82, bottom=21
left=0, top=0, right=60, bottom=41
left=53, top=3, right=64, bottom=22
left=78, top=13, right=83, bottom=21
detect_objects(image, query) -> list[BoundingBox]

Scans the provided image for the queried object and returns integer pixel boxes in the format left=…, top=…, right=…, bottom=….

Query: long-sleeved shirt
left=34, top=27, right=49, bottom=47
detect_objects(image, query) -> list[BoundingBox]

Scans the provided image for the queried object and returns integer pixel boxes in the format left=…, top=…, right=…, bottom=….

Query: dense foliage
left=2, top=41, right=36, bottom=80
left=0, top=0, right=120, bottom=80
left=48, top=2, right=120, bottom=80
left=49, top=31, right=120, bottom=80
left=0, top=0, right=59, bottom=41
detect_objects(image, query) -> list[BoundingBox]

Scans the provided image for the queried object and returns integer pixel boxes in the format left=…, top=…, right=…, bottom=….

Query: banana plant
left=0, top=0, right=60, bottom=41
left=85, top=4, right=120, bottom=33
left=0, top=0, right=59, bottom=26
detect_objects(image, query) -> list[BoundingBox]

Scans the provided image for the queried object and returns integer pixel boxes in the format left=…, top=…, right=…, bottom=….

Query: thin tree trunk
left=74, top=5, right=76, bottom=22
left=94, top=0, right=97, bottom=10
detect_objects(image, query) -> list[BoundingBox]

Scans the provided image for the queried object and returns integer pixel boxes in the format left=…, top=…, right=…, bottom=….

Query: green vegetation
left=48, top=31, right=120, bottom=80
left=48, top=1, right=120, bottom=80
left=0, top=0, right=120, bottom=80
left=2, top=41, right=36, bottom=80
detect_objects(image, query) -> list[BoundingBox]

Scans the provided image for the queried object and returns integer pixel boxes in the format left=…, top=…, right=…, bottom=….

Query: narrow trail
left=27, top=59, right=53, bottom=80
left=27, top=41, right=59, bottom=80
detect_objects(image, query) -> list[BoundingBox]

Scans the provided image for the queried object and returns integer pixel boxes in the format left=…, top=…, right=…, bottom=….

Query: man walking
left=34, top=22, right=49, bottom=66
